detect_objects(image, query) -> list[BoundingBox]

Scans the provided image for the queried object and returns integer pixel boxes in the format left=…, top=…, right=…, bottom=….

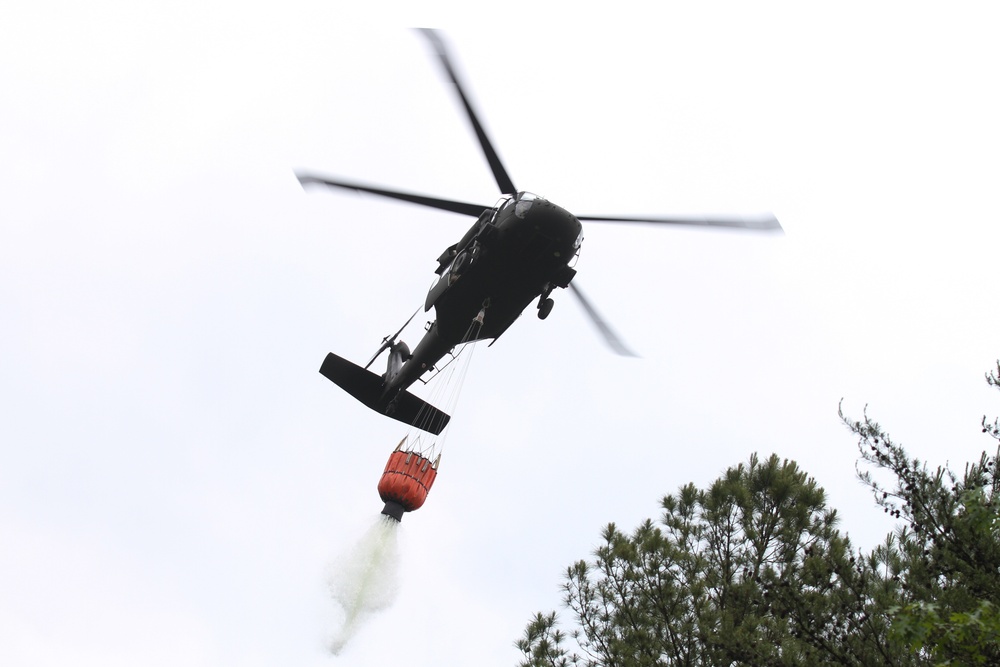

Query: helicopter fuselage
left=380, top=191, right=582, bottom=399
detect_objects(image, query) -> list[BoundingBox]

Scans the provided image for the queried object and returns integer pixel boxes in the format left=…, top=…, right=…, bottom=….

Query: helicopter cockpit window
left=515, top=192, right=540, bottom=219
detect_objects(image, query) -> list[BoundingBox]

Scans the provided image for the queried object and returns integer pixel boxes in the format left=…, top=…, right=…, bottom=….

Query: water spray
left=328, top=515, right=400, bottom=654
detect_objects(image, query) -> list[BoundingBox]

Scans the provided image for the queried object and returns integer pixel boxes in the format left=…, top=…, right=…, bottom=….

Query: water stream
left=327, top=515, right=400, bottom=654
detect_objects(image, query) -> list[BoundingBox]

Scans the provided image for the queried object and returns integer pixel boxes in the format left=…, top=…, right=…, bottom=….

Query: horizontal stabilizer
left=319, top=352, right=451, bottom=435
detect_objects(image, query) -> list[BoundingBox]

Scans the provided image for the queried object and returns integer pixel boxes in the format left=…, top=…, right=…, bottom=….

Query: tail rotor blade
left=365, top=308, right=421, bottom=369
left=364, top=342, right=392, bottom=371
left=568, top=283, right=637, bottom=357
left=417, top=29, right=517, bottom=196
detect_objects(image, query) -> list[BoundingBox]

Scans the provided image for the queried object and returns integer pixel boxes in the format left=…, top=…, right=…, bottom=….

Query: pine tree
left=516, top=454, right=915, bottom=666
left=517, top=363, right=1000, bottom=666
left=843, top=362, right=1000, bottom=665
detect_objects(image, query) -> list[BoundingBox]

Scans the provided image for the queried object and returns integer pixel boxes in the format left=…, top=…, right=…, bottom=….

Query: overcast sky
left=3, top=3, right=999, bottom=666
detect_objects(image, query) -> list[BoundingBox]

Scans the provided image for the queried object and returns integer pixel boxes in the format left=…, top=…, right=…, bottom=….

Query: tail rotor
left=365, top=308, right=421, bottom=370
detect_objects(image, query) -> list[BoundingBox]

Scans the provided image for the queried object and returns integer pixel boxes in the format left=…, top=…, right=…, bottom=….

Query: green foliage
left=518, top=363, right=1000, bottom=666
left=892, top=600, right=1000, bottom=666
left=842, top=360, right=1000, bottom=665
left=516, top=612, right=575, bottom=667
left=516, top=454, right=915, bottom=667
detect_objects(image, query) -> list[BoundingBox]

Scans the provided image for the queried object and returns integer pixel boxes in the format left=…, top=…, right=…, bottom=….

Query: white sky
left=2, top=3, right=999, bottom=666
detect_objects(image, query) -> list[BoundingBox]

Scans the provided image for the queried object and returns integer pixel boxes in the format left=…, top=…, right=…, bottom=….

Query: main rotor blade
left=578, top=213, right=782, bottom=232
left=297, top=173, right=488, bottom=217
left=568, top=283, right=638, bottom=357
left=418, top=29, right=517, bottom=196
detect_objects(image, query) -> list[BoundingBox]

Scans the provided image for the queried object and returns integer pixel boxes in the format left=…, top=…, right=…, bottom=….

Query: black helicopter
left=298, top=29, right=780, bottom=435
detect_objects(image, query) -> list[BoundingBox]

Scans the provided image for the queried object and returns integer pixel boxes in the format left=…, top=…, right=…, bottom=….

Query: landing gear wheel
left=537, top=297, right=554, bottom=320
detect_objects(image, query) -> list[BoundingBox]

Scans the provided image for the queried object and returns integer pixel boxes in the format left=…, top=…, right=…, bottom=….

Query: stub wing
left=319, top=352, right=451, bottom=435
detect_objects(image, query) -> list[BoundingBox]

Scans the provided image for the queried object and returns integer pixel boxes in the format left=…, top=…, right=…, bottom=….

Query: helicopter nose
left=514, top=199, right=582, bottom=263
left=518, top=197, right=581, bottom=241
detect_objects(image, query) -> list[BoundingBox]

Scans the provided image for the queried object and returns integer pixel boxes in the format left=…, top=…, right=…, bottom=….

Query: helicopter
left=298, top=29, right=781, bottom=435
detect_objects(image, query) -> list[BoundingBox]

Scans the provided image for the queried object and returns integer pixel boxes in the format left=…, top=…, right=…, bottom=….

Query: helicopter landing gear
left=537, top=297, right=554, bottom=320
